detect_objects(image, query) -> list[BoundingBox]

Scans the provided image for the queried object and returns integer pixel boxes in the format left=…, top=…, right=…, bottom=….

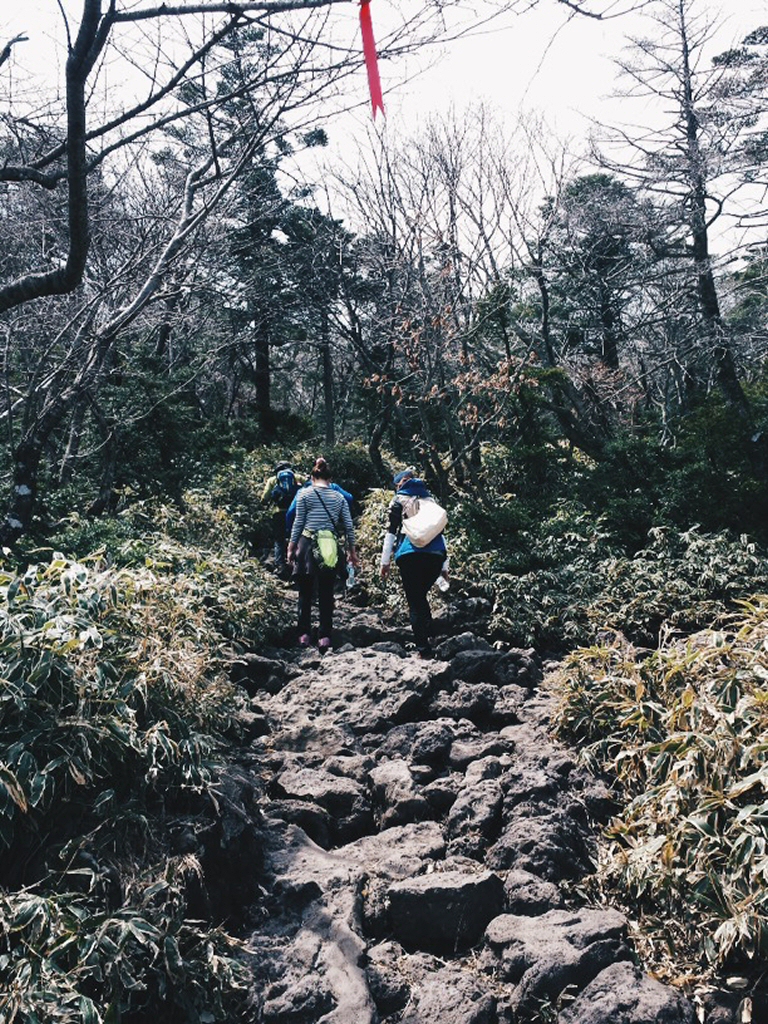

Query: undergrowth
left=0, top=544, right=278, bottom=1022
left=553, top=597, right=768, bottom=980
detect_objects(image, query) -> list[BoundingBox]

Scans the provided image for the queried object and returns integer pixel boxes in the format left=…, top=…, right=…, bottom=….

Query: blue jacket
left=389, top=479, right=447, bottom=560
left=286, top=480, right=353, bottom=533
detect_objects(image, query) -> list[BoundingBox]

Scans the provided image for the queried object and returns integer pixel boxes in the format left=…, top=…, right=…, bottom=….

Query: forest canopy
left=0, top=0, right=765, bottom=549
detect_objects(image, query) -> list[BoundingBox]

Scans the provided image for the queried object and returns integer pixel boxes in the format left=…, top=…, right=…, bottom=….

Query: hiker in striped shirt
left=287, top=457, right=359, bottom=652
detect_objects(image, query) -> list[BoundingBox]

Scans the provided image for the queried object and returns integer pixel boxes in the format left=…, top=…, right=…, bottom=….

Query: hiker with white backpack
left=380, top=467, right=449, bottom=660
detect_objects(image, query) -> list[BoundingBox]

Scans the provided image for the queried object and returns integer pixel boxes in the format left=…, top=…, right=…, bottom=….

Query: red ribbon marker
left=359, top=0, right=385, bottom=119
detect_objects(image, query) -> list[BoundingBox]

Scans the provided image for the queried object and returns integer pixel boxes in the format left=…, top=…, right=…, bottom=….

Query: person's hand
left=348, top=548, right=361, bottom=568
left=287, top=543, right=297, bottom=564
left=380, top=563, right=390, bottom=579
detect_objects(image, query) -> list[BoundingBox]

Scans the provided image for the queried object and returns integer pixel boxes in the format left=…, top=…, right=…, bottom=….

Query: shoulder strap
left=314, top=487, right=342, bottom=533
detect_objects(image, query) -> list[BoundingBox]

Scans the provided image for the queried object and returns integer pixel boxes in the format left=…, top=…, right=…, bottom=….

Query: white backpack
left=399, top=495, right=447, bottom=547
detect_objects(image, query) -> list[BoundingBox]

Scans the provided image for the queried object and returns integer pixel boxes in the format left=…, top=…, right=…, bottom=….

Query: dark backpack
left=271, top=469, right=298, bottom=510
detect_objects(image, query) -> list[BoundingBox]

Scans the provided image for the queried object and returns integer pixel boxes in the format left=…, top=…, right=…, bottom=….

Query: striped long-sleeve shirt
left=290, top=484, right=354, bottom=547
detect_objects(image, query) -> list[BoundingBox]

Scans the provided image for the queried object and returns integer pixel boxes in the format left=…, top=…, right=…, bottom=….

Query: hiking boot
left=298, top=633, right=311, bottom=647
left=318, top=636, right=332, bottom=654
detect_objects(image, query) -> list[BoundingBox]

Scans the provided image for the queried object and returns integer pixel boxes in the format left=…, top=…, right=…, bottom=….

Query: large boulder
left=370, top=759, right=432, bottom=828
left=434, top=632, right=493, bottom=660
left=450, top=648, right=542, bottom=688
left=229, top=653, right=293, bottom=695
left=559, top=961, right=696, bottom=1024
left=446, top=778, right=504, bottom=857
left=265, top=650, right=441, bottom=740
left=485, top=907, right=632, bottom=1013
left=364, top=941, right=411, bottom=1016
left=503, top=869, right=564, bottom=915
left=388, top=868, right=505, bottom=954
left=486, top=806, right=592, bottom=880
left=400, top=963, right=497, bottom=1024
left=275, top=766, right=372, bottom=843
left=429, top=680, right=498, bottom=725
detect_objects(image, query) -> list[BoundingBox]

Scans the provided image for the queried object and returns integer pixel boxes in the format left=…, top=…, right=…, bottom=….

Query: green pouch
left=309, top=528, right=339, bottom=571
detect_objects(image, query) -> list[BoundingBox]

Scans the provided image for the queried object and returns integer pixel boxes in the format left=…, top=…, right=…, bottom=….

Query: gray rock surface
left=486, top=907, right=633, bottom=1012
left=503, top=868, right=564, bottom=914
left=364, top=941, right=411, bottom=1015
left=559, top=961, right=697, bottom=1024
left=388, top=868, right=505, bottom=953
left=400, top=963, right=497, bottom=1024
left=370, top=759, right=432, bottom=827
left=238, top=605, right=697, bottom=1024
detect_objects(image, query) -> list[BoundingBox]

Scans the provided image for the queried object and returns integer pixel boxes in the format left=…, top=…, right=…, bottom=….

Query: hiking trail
left=217, top=594, right=699, bottom=1024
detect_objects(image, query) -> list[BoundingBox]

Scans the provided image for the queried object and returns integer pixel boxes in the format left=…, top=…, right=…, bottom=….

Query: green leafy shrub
left=582, top=527, right=767, bottom=645
left=43, top=502, right=284, bottom=650
left=0, top=554, right=219, bottom=865
left=0, top=551, right=272, bottom=1021
left=553, top=597, right=768, bottom=974
left=358, top=484, right=768, bottom=652
left=661, top=396, right=768, bottom=543
left=196, top=441, right=379, bottom=555
left=0, top=878, right=249, bottom=1024
left=482, top=518, right=767, bottom=650
left=354, top=487, right=408, bottom=616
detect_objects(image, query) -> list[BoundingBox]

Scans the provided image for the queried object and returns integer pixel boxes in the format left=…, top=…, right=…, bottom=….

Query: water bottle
left=346, top=564, right=355, bottom=590
left=435, top=574, right=449, bottom=593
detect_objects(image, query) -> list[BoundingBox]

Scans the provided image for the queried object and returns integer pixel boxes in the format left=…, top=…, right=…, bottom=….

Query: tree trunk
left=253, top=314, right=271, bottom=433
left=58, top=401, right=87, bottom=486
left=85, top=395, right=117, bottom=516
left=0, top=437, right=43, bottom=547
left=368, top=407, right=390, bottom=484
left=531, top=252, right=607, bottom=461
left=321, top=309, right=335, bottom=447
left=598, top=280, right=620, bottom=370
left=678, top=0, right=752, bottom=424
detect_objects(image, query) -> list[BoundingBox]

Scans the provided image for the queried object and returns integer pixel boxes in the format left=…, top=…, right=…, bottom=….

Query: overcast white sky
left=265, top=0, right=764, bottom=244
left=2, top=0, right=766, bottom=229
left=3, top=0, right=764, bottom=133
left=336, top=0, right=766, bottom=143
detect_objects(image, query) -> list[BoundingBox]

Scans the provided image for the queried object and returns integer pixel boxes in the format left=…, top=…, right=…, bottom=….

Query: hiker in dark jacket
left=380, top=467, right=449, bottom=659
left=287, top=457, right=359, bottom=652
left=261, top=460, right=299, bottom=576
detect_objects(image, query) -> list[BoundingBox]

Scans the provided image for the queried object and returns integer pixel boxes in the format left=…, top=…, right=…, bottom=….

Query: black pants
left=297, top=572, right=335, bottom=638
left=397, top=552, right=444, bottom=653
left=271, top=510, right=288, bottom=568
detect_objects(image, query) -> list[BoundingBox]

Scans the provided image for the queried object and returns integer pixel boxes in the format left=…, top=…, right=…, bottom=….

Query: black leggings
left=297, top=571, right=336, bottom=639
left=397, top=552, right=444, bottom=653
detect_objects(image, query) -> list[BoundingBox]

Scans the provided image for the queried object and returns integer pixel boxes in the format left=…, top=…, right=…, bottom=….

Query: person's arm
left=339, top=495, right=360, bottom=566
left=260, top=476, right=276, bottom=503
left=331, top=482, right=353, bottom=504
left=285, top=493, right=298, bottom=533
left=380, top=500, right=403, bottom=577
left=287, top=491, right=307, bottom=561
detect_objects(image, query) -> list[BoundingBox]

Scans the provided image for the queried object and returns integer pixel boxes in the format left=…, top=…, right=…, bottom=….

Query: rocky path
left=231, top=601, right=697, bottom=1024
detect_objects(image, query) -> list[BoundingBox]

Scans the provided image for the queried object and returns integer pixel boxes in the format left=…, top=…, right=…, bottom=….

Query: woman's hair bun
left=312, top=457, right=331, bottom=479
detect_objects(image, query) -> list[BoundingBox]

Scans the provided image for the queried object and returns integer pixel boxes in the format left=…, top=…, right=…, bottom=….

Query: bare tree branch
left=0, top=34, right=28, bottom=70
left=110, top=0, right=357, bottom=22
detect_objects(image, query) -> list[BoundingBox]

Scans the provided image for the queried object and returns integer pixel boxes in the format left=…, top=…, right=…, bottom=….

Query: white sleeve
left=380, top=532, right=397, bottom=566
